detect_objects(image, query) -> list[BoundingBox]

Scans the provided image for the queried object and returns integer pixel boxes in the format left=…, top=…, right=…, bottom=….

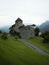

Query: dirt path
left=18, top=39, right=49, bottom=56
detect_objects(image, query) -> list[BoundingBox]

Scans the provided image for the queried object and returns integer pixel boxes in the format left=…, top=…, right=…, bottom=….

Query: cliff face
left=11, top=18, right=35, bottom=38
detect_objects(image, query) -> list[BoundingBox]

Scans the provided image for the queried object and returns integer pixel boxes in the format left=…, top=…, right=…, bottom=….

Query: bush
left=43, top=36, right=49, bottom=43
left=1, top=33, right=8, bottom=40
left=15, top=36, right=19, bottom=39
left=40, top=30, right=49, bottom=38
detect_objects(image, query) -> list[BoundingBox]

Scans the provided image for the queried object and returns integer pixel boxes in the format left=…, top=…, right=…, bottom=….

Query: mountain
left=39, top=20, right=49, bottom=32
left=0, top=25, right=11, bottom=33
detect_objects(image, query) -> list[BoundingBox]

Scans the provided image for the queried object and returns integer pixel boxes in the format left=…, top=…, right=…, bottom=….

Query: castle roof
left=15, top=18, right=23, bottom=23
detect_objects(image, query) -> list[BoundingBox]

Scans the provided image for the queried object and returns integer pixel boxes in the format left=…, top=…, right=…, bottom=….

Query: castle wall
left=19, top=28, right=35, bottom=38
left=13, top=18, right=35, bottom=38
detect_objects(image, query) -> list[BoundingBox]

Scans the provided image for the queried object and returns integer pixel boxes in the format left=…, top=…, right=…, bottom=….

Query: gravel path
left=18, top=39, right=49, bottom=56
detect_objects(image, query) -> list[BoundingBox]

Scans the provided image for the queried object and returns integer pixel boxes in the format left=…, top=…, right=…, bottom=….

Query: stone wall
left=19, top=27, right=35, bottom=38
left=12, top=18, right=35, bottom=38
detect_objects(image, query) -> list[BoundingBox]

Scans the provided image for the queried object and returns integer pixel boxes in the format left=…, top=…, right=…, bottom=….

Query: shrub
left=43, top=36, right=49, bottom=43
left=15, top=36, right=19, bottom=39
left=1, top=33, right=8, bottom=40
left=40, top=30, right=49, bottom=38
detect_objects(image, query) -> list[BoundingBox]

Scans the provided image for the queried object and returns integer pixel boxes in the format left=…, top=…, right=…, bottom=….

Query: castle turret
left=10, top=18, right=35, bottom=38
left=15, top=18, right=23, bottom=23
left=15, top=18, right=23, bottom=27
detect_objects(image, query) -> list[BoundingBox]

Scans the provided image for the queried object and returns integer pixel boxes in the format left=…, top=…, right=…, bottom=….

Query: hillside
left=24, top=36, right=49, bottom=53
left=0, top=35, right=49, bottom=65
left=39, top=20, right=49, bottom=32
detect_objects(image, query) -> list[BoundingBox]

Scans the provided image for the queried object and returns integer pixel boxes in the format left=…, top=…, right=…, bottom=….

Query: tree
left=9, top=24, right=16, bottom=36
left=40, top=30, right=49, bottom=38
left=40, top=30, right=49, bottom=43
left=43, top=36, right=49, bottom=43
left=34, top=27, right=40, bottom=36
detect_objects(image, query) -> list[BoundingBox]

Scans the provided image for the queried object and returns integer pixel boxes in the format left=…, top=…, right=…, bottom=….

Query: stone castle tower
left=11, top=18, right=35, bottom=38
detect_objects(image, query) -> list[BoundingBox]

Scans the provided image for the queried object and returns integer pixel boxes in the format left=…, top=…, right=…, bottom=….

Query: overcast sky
left=0, top=0, right=49, bottom=27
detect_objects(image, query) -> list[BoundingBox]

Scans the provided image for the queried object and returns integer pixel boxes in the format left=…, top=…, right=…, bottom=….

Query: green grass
left=0, top=36, right=49, bottom=65
left=24, top=36, right=49, bottom=53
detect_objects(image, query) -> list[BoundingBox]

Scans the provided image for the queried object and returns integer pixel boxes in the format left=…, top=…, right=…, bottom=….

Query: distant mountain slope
left=39, top=20, right=49, bottom=32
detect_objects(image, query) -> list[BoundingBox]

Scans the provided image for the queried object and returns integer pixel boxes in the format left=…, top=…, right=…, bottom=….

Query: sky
left=0, top=0, right=49, bottom=27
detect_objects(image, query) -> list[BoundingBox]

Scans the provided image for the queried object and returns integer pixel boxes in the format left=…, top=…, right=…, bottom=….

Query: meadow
left=0, top=36, right=49, bottom=65
left=24, top=36, right=49, bottom=53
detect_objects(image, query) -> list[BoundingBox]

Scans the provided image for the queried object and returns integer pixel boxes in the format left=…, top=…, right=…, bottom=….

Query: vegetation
left=1, top=33, right=8, bottom=40
left=43, top=36, right=49, bottom=43
left=40, top=30, right=49, bottom=43
left=14, top=35, right=20, bottom=39
left=24, top=36, right=49, bottom=53
left=0, top=35, right=49, bottom=65
left=0, top=21, right=49, bottom=65
left=40, top=30, right=49, bottom=38
left=34, top=27, right=40, bottom=36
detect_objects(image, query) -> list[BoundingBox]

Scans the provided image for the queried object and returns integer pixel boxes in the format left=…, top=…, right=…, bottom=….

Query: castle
left=11, top=18, right=35, bottom=38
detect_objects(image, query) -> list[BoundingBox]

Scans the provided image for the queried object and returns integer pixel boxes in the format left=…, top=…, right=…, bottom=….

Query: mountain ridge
left=39, top=20, right=49, bottom=32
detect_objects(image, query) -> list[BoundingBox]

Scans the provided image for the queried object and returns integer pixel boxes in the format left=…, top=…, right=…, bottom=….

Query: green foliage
left=40, top=31, right=49, bottom=43
left=9, top=24, right=16, bottom=36
left=40, top=30, right=49, bottom=38
left=1, top=33, right=8, bottom=40
left=24, top=36, right=49, bottom=53
left=34, top=27, right=40, bottom=36
left=0, top=37, right=49, bottom=65
left=15, top=35, right=19, bottom=39
left=43, top=36, right=49, bottom=43
left=9, top=29, right=16, bottom=35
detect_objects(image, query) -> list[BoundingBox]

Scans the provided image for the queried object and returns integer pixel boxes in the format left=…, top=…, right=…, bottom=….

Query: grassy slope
left=0, top=36, right=49, bottom=65
left=24, top=36, right=49, bottom=53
